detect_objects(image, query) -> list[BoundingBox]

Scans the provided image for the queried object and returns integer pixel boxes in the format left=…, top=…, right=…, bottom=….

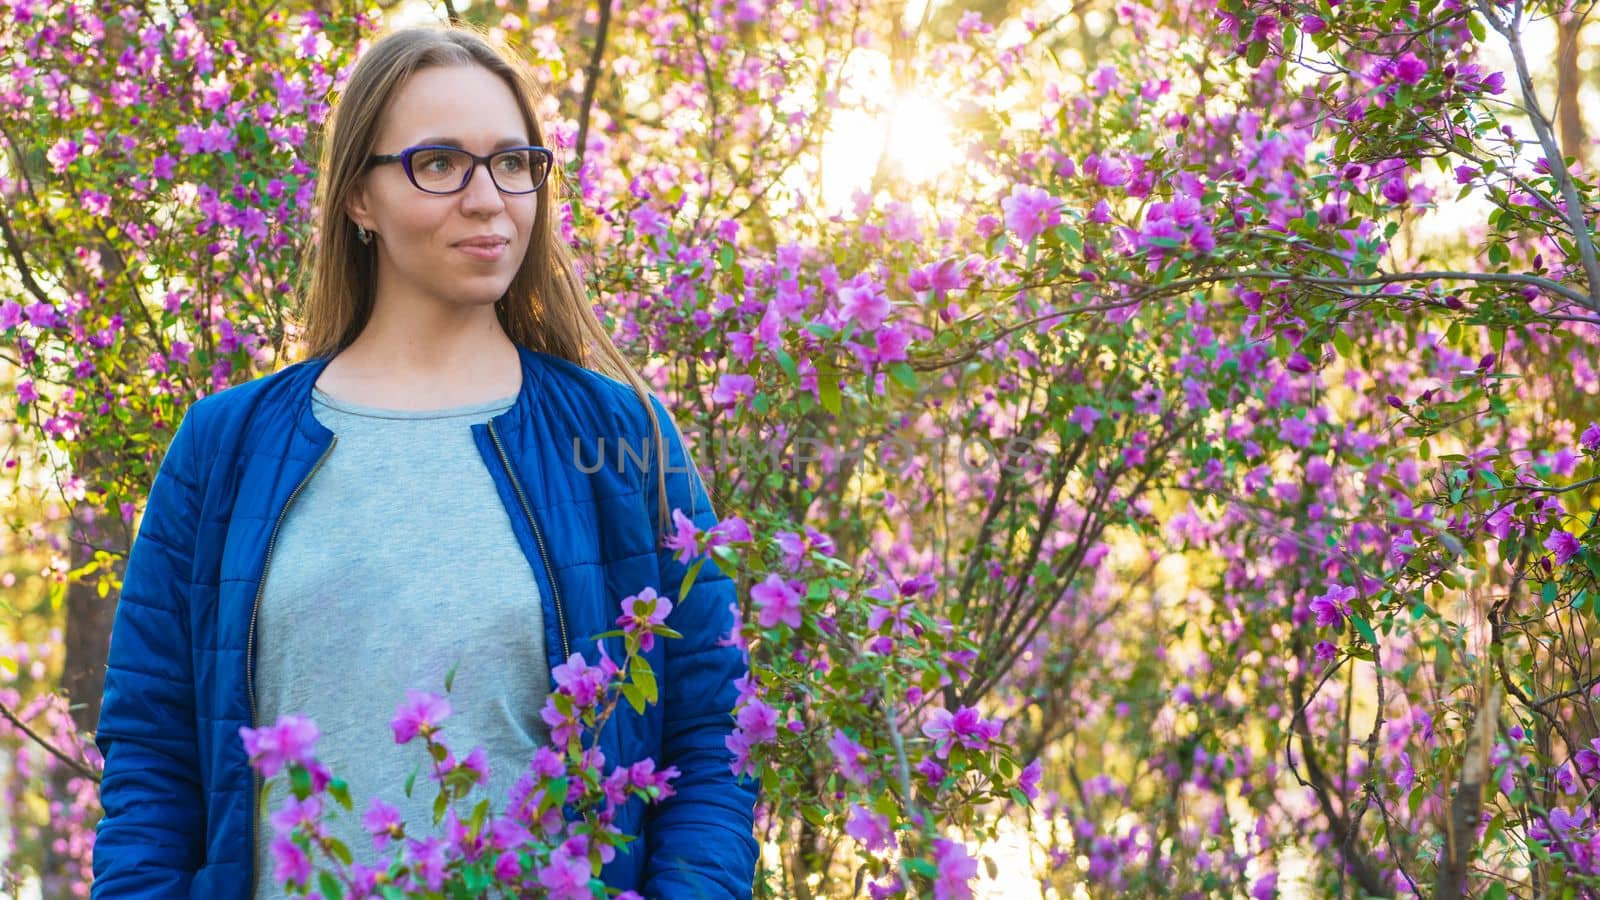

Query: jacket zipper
left=247, top=435, right=338, bottom=900
left=487, top=419, right=571, bottom=661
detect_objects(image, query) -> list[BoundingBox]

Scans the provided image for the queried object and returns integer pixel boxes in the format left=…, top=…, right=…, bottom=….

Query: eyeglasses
left=365, top=144, right=554, bottom=195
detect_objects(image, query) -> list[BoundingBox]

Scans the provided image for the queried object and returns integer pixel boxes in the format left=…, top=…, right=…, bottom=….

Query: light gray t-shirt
left=252, top=387, right=550, bottom=894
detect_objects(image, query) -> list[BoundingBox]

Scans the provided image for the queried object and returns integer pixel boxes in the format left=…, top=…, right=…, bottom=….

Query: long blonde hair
left=290, top=22, right=699, bottom=536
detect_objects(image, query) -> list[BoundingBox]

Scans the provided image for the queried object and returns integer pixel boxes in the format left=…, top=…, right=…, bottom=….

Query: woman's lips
left=456, top=242, right=507, bottom=261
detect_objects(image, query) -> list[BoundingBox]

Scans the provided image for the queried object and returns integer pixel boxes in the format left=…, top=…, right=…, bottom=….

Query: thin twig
left=0, top=697, right=100, bottom=783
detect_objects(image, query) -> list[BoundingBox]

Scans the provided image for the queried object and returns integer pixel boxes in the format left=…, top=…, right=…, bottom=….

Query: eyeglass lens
left=410, top=148, right=547, bottom=194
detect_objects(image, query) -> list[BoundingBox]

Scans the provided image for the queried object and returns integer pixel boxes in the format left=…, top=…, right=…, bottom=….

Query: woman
left=90, top=23, right=758, bottom=899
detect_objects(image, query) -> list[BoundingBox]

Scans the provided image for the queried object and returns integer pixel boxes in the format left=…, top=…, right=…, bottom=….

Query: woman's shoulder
left=190, top=357, right=313, bottom=416
left=525, top=347, right=664, bottom=436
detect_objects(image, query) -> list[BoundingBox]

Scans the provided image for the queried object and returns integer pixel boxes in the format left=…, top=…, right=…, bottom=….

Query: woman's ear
left=344, top=177, right=374, bottom=233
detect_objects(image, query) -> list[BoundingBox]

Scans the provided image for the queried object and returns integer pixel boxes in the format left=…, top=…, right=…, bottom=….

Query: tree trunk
left=1555, top=4, right=1588, bottom=173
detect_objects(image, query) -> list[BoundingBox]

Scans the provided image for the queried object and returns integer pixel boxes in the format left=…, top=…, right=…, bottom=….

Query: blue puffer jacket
left=90, top=344, right=759, bottom=898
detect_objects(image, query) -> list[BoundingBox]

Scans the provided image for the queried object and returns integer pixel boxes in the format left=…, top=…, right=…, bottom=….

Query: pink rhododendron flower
left=711, top=372, right=757, bottom=406
left=922, top=706, right=1002, bottom=758
left=537, top=844, right=594, bottom=899
left=1308, top=583, right=1356, bottom=629
left=838, top=280, right=891, bottom=331
left=552, top=651, right=615, bottom=710
left=268, top=794, right=322, bottom=836
left=932, top=837, right=978, bottom=899
left=363, top=798, right=403, bottom=850
left=405, top=835, right=449, bottom=892
left=617, top=586, right=673, bottom=651
left=239, top=713, right=320, bottom=778
left=1018, top=757, right=1043, bottom=801
left=751, top=573, right=804, bottom=629
left=828, top=729, right=873, bottom=784
left=1000, top=184, right=1062, bottom=244
left=1545, top=529, right=1582, bottom=566
left=661, top=508, right=700, bottom=564
left=845, top=803, right=895, bottom=854
left=269, top=835, right=311, bottom=887
left=390, top=689, right=451, bottom=745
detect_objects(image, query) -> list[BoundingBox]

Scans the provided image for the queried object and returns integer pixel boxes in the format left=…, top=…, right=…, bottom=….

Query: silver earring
left=356, top=224, right=372, bottom=245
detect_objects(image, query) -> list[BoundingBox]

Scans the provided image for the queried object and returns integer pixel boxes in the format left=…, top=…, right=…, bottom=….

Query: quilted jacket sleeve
left=91, top=402, right=207, bottom=897
left=639, top=393, right=761, bottom=898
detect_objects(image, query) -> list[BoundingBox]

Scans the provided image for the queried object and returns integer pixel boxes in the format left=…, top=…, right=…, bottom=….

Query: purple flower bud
left=1580, top=422, right=1600, bottom=452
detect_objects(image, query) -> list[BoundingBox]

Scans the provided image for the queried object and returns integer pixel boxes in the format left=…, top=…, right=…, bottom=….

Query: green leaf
left=1332, top=329, right=1354, bottom=359
left=433, top=790, right=448, bottom=825
left=464, top=864, right=492, bottom=894
left=444, top=660, right=459, bottom=694
left=329, top=778, right=352, bottom=810
left=405, top=765, right=418, bottom=798
left=1351, top=615, right=1379, bottom=646
left=632, top=654, right=658, bottom=704
left=888, top=361, right=918, bottom=391
left=1468, top=14, right=1487, bottom=42
left=1245, top=39, right=1268, bottom=66
left=290, top=765, right=312, bottom=800
left=773, top=348, right=798, bottom=381
left=819, top=377, right=842, bottom=416
left=903, top=858, right=939, bottom=878
left=620, top=682, right=646, bottom=714
left=680, top=557, right=706, bottom=603
left=319, top=871, right=345, bottom=899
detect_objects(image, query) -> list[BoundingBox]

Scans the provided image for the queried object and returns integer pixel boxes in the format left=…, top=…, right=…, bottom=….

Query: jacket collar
left=292, top=342, right=548, bottom=444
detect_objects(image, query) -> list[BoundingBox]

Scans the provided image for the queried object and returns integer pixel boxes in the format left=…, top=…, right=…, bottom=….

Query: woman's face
left=345, top=64, right=539, bottom=312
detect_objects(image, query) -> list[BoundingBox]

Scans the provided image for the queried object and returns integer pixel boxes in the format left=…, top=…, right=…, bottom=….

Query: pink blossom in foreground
left=239, top=713, right=320, bottom=778
left=661, top=508, right=700, bottom=563
left=1001, top=183, right=1062, bottom=244
left=1308, top=584, right=1356, bottom=629
left=617, top=586, right=673, bottom=652
left=828, top=729, right=873, bottom=784
left=362, top=798, right=403, bottom=851
left=537, top=842, right=593, bottom=899
left=1545, top=530, right=1582, bottom=566
left=269, top=835, right=311, bottom=888
left=390, top=689, right=452, bottom=744
left=751, top=573, right=804, bottom=629
left=844, top=803, right=895, bottom=854
left=932, top=837, right=978, bottom=900
left=921, top=706, right=1003, bottom=758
